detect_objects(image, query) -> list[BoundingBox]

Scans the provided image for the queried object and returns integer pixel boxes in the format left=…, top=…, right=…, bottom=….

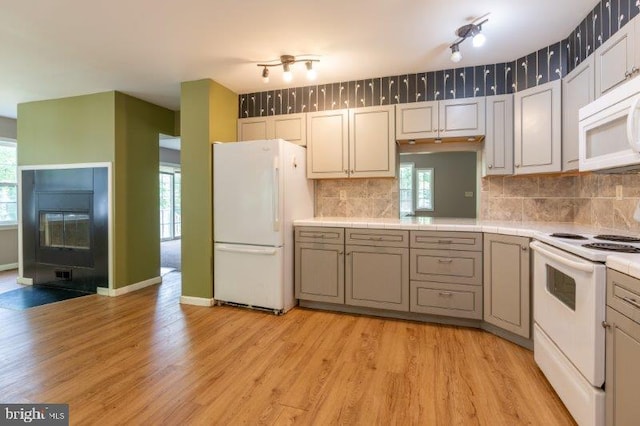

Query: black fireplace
left=22, top=167, right=108, bottom=293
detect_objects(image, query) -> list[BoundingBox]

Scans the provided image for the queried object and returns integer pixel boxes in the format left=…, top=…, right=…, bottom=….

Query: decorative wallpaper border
left=239, top=0, right=637, bottom=119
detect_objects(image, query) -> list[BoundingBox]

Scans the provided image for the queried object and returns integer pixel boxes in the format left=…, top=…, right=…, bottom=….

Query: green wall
left=180, top=79, right=236, bottom=299
left=114, top=93, right=177, bottom=288
left=18, top=91, right=178, bottom=289
left=18, top=92, right=116, bottom=165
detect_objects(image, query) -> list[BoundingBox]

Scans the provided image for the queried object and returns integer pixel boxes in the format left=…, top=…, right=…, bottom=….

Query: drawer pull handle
left=438, top=292, right=453, bottom=297
left=437, top=259, right=453, bottom=264
left=370, top=237, right=383, bottom=241
left=438, top=240, right=453, bottom=244
left=622, top=296, right=640, bottom=309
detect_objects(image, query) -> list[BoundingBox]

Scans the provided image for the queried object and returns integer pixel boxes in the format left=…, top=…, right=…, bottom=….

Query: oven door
left=530, top=241, right=606, bottom=386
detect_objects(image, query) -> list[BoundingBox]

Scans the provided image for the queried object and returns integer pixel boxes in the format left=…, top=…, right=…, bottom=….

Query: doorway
left=159, top=135, right=181, bottom=272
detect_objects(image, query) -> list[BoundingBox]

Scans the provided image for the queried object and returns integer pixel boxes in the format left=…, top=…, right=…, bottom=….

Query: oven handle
left=530, top=241, right=595, bottom=273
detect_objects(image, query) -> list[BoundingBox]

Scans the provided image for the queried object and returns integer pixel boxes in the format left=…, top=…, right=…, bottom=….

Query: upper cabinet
left=396, top=98, right=485, bottom=140
left=307, top=106, right=395, bottom=179
left=595, top=16, right=640, bottom=98
left=237, top=113, right=307, bottom=146
left=514, top=80, right=562, bottom=175
left=484, top=94, right=514, bottom=176
left=563, top=56, right=595, bottom=172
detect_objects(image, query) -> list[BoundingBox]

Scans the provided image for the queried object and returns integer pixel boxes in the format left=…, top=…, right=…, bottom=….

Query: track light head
left=450, top=44, right=462, bottom=63
left=262, top=66, right=269, bottom=83
left=305, top=61, right=317, bottom=80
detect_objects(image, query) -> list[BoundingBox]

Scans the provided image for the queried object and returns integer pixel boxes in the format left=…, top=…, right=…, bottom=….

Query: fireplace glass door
left=39, top=211, right=91, bottom=250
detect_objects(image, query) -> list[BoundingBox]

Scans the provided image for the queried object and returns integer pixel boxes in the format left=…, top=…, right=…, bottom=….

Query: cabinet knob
left=344, top=169, right=348, bottom=174
left=350, top=169, right=354, bottom=174
left=515, top=164, right=520, bottom=168
left=602, top=321, right=611, bottom=329
left=338, top=251, right=344, bottom=255
left=488, top=164, right=493, bottom=169
left=633, top=66, right=639, bottom=75
left=625, top=71, right=631, bottom=78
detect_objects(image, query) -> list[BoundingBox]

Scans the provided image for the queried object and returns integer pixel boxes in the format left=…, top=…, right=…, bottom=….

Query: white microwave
left=579, top=76, right=640, bottom=172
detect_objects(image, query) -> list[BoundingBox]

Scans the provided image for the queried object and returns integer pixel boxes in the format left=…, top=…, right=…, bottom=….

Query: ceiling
left=0, top=0, right=596, bottom=119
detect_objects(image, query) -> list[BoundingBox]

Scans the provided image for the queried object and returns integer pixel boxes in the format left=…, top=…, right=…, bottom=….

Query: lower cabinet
left=345, top=245, right=409, bottom=311
left=483, top=233, right=530, bottom=338
left=605, top=307, right=640, bottom=426
left=345, top=229, right=409, bottom=312
left=294, top=227, right=345, bottom=303
left=605, top=269, right=640, bottom=426
left=295, top=242, right=344, bottom=303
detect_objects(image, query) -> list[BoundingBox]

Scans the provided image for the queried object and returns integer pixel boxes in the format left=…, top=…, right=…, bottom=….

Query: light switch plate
left=616, top=185, right=623, bottom=200
left=339, top=190, right=347, bottom=201
left=464, top=192, right=473, bottom=198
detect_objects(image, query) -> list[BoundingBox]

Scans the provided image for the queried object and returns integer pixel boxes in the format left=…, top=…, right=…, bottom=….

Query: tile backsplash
left=314, top=178, right=398, bottom=218
left=314, top=173, right=640, bottom=233
left=481, top=173, right=640, bottom=232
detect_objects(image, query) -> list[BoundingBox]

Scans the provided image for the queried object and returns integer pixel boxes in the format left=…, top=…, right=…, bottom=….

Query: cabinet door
left=306, top=109, right=349, bottom=179
left=605, top=307, right=640, bottom=426
left=273, top=113, right=306, bottom=146
left=514, top=80, right=561, bottom=174
left=483, top=233, right=530, bottom=338
left=484, top=94, right=514, bottom=175
left=439, top=98, right=486, bottom=137
left=563, top=56, right=595, bottom=171
left=238, top=117, right=270, bottom=141
left=395, top=101, right=439, bottom=140
left=349, top=105, right=396, bottom=178
left=295, top=242, right=344, bottom=303
left=346, top=245, right=409, bottom=311
left=595, top=20, right=636, bottom=98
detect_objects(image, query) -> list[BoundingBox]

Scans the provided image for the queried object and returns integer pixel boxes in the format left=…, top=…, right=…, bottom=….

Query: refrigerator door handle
left=273, top=156, right=280, bottom=232
left=215, top=244, right=277, bottom=255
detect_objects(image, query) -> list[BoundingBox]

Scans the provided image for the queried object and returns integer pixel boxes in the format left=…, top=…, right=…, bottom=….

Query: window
left=416, top=168, right=434, bottom=211
left=399, top=163, right=414, bottom=216
left=399, top=163, right=434, bottom=216
left=0, top=141, right=17, bottom=224
left=160, top=166, right=181, bottom=240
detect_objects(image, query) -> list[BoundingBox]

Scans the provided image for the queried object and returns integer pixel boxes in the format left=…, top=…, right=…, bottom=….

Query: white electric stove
left=530, top=231, right=640, bottom=426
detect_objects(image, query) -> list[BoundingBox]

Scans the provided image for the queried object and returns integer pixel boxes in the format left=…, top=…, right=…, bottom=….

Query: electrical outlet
left=616, top=185, right=623, bottom=200
left=339, top=190, right=347, bottom=201
left=464, top=191, right=474, bottom=198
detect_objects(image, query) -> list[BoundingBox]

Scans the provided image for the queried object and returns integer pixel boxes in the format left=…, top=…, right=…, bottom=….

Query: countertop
left=294, top=217, right=640, bottom=280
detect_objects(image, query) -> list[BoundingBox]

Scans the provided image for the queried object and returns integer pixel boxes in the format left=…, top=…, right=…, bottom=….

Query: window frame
left=399, top=162, right=414, bottom=216
left=0, top=139, right=18, bottom=226
left=415, top=167, right=434, bottom=212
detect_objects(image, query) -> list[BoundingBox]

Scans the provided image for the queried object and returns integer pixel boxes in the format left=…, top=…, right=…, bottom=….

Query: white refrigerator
left=213, top=139, right=314, bottom=313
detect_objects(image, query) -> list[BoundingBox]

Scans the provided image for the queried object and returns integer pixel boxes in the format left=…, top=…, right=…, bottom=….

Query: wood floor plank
left=0, top=270, right=576, bottom=425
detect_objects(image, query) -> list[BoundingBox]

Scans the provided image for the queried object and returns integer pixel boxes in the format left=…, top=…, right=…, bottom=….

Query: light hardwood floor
left=0, top=270, right=575, bottom=425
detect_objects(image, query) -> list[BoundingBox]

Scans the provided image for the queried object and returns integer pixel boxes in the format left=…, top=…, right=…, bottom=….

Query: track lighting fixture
left=257, top=55, right=320, bottom=83
left=449, top=18, right=488, bottom=63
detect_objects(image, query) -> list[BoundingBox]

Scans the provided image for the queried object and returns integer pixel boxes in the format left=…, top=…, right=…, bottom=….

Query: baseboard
left=97, top=276, right=162, bottom=297
left=0, top=263, right=18, bottom=272
left=180, top=295, right=215, bottom=307
left=17, top=276, right=33, bottom=285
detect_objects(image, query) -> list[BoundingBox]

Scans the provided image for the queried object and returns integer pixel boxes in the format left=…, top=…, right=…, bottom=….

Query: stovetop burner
left=550, top=233, right=588, bottom=240
left=582, top=242, right=640, bottom=253
left=594, top=234, right=640, bottom=243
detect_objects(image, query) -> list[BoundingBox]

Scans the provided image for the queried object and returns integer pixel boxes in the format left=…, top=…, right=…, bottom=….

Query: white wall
left=1, top=116, right=18, bottom=270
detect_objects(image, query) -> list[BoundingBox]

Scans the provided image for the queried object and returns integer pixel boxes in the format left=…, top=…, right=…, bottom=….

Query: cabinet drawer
left=346, top=228, right=409, bottom=248
left=295, top=227, right=344, bottom=244
left=410, top=231, right=482, bottom=251
left=608, top=269, right=640, bottom=324
left=410, top=281, right=482, bottom=319
left=410, top=249, right=482, bottom=285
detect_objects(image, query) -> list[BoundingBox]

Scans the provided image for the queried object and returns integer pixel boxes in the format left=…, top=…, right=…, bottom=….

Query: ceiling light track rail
left=258, top=55, right=320, bottom=84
